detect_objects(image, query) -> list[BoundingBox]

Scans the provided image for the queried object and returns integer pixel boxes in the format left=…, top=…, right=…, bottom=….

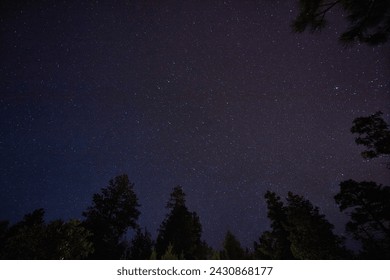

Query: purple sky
left=1, top=0, right=389, bottom=249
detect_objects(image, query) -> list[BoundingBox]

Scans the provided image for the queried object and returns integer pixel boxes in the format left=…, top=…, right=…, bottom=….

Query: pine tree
left=285, top=192, right=348, bottom=259
left=155, top=186, right=208, bottom=259
left=220, top=231, right=246, bottom=260
left=128, top=228, right=154, bottom=260
left=254, top=191, right=294, bottom=259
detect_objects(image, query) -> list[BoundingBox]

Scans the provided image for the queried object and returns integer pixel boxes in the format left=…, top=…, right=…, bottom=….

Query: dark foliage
left=254, top=191, right=294, bottom=260
left=285, top=192, right=349, bottom=259
left=128, top=228, right=154, bottom=260
left=333, top=112, right=390, bottom=259
left=256, top=191, right=349, bottom=260
left=44, top=219, right=94, bottom=259
left=82, top=174, right=140, bottom=259
left=0, top=209, right=93, bottom=259
left=351, top=111, right=390, bottom=159
left=220, top=231, right=247, bottom=260
left=2, top=209, right=46, bottom=259
left=335, top=180, right=390, bottom=258
left=0, top=220, right=9, bottom=259
left=155, top=186, right=210, bottom=259
left=293, top=0, right=390, bottom=45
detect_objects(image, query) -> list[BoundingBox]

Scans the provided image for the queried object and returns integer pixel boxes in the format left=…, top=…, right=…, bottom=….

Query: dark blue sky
left=1, top=0, right=389, bottom=249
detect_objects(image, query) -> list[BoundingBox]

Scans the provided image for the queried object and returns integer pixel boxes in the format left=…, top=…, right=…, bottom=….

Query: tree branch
left=315, top=0, right=342, bottom=18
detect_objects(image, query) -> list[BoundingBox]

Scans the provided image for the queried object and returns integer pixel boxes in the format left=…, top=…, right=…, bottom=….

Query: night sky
left=1, top=0, right=389, bottom=249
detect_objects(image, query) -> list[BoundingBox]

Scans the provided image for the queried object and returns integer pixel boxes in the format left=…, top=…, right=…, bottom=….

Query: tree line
left=0, top=112, right=389, bottom=260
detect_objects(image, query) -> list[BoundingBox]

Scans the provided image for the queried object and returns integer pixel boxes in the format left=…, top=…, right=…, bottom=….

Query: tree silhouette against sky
left=293, top=0, right=390, bottom=45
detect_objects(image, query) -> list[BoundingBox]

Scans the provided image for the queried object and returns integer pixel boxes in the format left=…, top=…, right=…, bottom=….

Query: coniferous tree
left=128, top=228, right=154, bottom=260
left=210, top=250, right=221, bottom=260
left=83, top=174, right=140, bottom=259
left=220, top=231, right=246, bottom=260
left=160, top=244, right=180, bottom=260
left=155, top=186, right=208, bottom=259
left=254, top=191, right=294, bottom=260
left=285, top=192, right=349, bottom=259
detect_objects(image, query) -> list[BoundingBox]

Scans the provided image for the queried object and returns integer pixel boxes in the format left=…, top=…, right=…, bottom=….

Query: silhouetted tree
left=160, top=244, right=180, bottom=260
left=285, top=192, right=349, bottom=259
left=44, top=219, right=94, bottom=259
left=293, top=0, right=390, bottom=45
left=155, top=186, right=208, bottom=259
left=256, top=191, right=348, bottom=259
left=2, top=208, right=46, bottom=259
left=128, top=228, right=154, bottom=259
left=1, top=209, right=93, bottom=260
left=351, top=111, right=390, bottom=160
left=335, top=180, right=390, bottom=258
left=83, top=174, right=140, bottom=259
left=220, top=231, right=246, bottom=260
left=0, top=220, right=9, bottom=258
left=334, top=113, right=390, bottom=259
left=210, top=250, right=221, bottom=260
left=254, top=191, right=294, bottom=260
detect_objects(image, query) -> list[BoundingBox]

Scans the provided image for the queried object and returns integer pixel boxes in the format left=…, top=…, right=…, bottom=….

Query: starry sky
left=1, top=0, right=389, bottom=249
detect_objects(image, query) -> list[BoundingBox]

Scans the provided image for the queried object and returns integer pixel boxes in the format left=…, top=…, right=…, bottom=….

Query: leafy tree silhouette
left=44, top=219, right=94, bottom=259
left=83, top=174, right=140, bottom=259
left=335, top=112, right=390, bottom=259
left=335, top=180, right=390, bottom=259
left=155, top=186, right=209, bottom=259
left=1, top=209, right=93, bottom=259
left=2, top=209, right=46, bottom=259
left=351, top=111, right=390, bottom=160
left=293, top=0, right=390, bottom=45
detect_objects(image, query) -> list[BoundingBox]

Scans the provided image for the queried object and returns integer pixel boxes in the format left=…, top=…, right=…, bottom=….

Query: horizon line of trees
left=0, top=111, right=389, bottom=260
